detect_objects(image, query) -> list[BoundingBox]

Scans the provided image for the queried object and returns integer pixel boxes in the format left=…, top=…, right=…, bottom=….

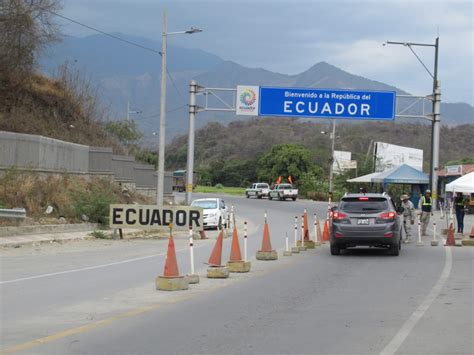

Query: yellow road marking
left=1, top=293, right=195, bottom=354
left=1, top=243, right=306, bottom=354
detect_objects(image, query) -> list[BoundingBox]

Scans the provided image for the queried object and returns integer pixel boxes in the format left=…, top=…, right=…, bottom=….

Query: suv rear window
left=339, top=197, right=389, bottom=212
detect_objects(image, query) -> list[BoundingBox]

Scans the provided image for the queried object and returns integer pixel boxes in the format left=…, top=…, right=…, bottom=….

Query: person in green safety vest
left=417, top=189, right=433, bottom=236
left=454, top=192, right=467, bottom=234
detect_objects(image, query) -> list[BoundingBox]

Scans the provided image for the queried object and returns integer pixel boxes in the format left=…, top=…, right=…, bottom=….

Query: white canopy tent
left=445, top=172, right=474, bottom=193
left=346, top=172, right=381, bottom=183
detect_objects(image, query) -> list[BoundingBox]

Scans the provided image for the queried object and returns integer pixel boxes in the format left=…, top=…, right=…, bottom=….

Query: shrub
left=214, top=183, right=224, bottom=189
left=70, top=182, right=117, bottom=225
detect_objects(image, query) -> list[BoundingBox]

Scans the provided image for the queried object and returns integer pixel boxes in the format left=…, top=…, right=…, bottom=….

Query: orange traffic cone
left=303, top=209, right=310, bottom=241
left=229, top=226, right=243, bottom=261
left=322, top=219, right=330, bottom=242
left=261, top=222, right=273, bottom=251
left=208, top=230, right=224, bottom=266
left=256, top=215, right=277, bottom=260
left=445, top=223, right=455, bottom=246
left=163, top=235, right=180, bottom=277
left=227, top=226, right=251, bottom=272
left=156, top=235, right=189, bottom=291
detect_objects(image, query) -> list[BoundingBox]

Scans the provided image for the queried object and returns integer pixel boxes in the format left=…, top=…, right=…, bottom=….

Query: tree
left=257, top=144, right=316, bottom=183
left=105, top=120, right=143, bottom=150
left=0, top=0, right=61, bottom=79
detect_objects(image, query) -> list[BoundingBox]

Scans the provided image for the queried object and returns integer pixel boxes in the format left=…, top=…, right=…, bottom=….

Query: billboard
left=333, top=151, right=357, bottom=174
left=374, top=142, right=423, bottom=172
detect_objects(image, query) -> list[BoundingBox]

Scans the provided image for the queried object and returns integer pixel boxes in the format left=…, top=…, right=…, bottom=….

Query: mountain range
left=40, top=34, right=473, bottom=141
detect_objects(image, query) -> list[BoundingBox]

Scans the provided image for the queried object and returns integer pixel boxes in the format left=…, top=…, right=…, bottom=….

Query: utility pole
left=186, top=80, right=198, bottom=205
left=384, top=37, right=440, bottom=209
left=156, top=12, right=167, bottom=207
left=328, top=119, right=336, bottom=194
left=431, top=37, right=440, bottom=210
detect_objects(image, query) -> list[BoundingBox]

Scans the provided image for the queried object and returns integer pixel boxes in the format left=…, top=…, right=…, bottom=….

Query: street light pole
left=155, top=12, right=202, bottom=206
left=328, top=119, right=336, bottom=194
left=384, top=38, right=440, bottom=209
left=156, top=12, right=167, bottom=206
left=185, top=80, right=198, bottom=205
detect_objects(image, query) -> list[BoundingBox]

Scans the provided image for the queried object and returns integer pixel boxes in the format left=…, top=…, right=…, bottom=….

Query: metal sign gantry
left=185, top=80, right=441, bottom=205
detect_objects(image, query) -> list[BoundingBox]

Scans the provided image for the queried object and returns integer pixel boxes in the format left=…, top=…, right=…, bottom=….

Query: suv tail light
left=332, top=211, right=348, bottom=220
left=380, top=212, right=396, bottom=219
left=377, top=211, right=396, bottom=223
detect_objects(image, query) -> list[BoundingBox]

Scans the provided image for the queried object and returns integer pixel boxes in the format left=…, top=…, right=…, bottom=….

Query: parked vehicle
left=172, top=170, right=198, bottom=192
left=245, top=183, right=270, bottom=199
left=268, top=184, right=298, bottom=201
left=330, top=193, right=403, bottom=256
left=191, top=198, right=228, bottom=230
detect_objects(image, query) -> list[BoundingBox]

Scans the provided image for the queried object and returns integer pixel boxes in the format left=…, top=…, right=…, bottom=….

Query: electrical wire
left=49, top=10, right=187, bottom=103
left=49, top=11, right=162, bottom=55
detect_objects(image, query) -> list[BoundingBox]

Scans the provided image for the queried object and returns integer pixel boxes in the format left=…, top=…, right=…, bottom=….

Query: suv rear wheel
left=330, top=243, right=340, bottom=255
left=389, top=240, right=400, bottom=256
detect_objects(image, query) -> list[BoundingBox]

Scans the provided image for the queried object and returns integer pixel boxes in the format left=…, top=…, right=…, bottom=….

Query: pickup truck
left=245, top=183, right=270, bottom=199
left=268, top=184, right=298, bottom=201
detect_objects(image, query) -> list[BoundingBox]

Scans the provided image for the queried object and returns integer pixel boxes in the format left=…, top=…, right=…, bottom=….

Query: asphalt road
left=0, top=193, right=472, bottom=355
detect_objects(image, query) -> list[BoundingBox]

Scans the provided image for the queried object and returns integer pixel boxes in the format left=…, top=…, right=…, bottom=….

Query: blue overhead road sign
left=258, top=87, right=396, bottom=120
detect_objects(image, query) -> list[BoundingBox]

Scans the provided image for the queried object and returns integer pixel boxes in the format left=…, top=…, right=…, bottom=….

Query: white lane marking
left=0, top=243, right=209, bottom=285
left=379, top=241, right=453, bottom=355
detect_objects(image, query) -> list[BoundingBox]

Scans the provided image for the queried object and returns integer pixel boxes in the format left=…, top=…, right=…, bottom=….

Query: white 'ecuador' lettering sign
left=109, top=205, right=204, bottom=231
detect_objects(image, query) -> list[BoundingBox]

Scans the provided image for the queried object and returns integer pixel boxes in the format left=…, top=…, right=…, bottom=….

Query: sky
left=60, top=0, right=473, bottom=105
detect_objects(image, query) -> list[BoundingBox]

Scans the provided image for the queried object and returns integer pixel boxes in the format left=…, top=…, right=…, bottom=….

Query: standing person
left=400, top=194, right=416, bottom=243
left=454, top=192, right=467, bottom=234
left=418, top=189, right=433, bottom=236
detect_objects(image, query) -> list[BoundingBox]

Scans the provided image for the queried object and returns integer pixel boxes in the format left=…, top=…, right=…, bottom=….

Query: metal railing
left=0, top=208, right=27, bottom=219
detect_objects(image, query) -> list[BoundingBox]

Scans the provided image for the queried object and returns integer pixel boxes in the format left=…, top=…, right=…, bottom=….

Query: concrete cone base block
left=156, top=276, right=189, bottom=291
left=226, top=260, right=251, bottom=273
left=454, top=240, right=463, bottom=247
left=416, top=241, right=424, bottom=246
left=186, top=274, right=200, bottom=284
left=462, top=239, right=474, bottom=246
left=207, top=266, right=230, bottom=278
left=298, top=246, right=307, bottom=251
left=291, top=247, right=300, bottom=253
left=431, top=240, right=439, bottom=246
left=256, top=250, right=278, bottom=260
left=297, top=240, right=315, bottom=249
left=283, top=250, right=292, bottom=256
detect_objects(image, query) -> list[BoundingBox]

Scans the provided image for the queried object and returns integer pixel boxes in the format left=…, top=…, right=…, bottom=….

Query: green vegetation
left=166, top=118, right=474, bottom=200
left=89, top=230, right=110, bottom=239
left=0, top=170, right=151, bottom=225
left=194, top=185, right=246, bottom=196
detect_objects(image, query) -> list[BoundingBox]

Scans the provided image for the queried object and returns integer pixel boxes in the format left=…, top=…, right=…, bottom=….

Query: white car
left=191, top=198, right=228, bottom=230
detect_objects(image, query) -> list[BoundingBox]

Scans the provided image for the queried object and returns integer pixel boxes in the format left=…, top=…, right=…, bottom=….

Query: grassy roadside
left=194, top=186, right=246, bottom=196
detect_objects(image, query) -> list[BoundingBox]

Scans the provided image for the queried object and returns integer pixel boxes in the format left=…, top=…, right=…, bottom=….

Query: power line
left=134, top=104, right=188, bottom=121
left=49, top=11, right=162, bottom=55
left=50, top=11, right=188, bottom=104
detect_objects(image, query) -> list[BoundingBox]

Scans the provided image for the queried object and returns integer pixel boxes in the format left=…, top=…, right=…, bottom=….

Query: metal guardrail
left=0, top=208, right=27, bottom=219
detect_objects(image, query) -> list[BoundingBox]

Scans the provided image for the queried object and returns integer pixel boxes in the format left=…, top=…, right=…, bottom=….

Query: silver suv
left=330, top=193, right=403, bottom=256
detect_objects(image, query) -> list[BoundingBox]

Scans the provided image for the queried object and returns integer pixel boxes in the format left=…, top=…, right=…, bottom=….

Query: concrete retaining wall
left=0, top=131, right=172, bottom=195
